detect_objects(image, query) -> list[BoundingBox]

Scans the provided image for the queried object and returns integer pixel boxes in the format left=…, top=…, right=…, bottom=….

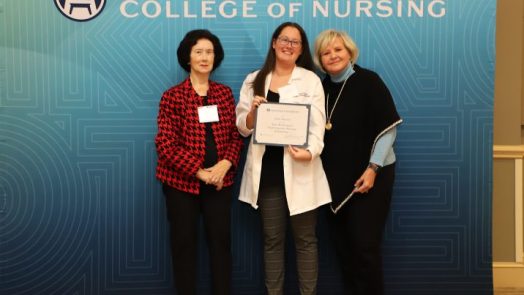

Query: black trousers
left=163, top=183, right=232, bottom=295
left=328, top=163, right=395, bottom=295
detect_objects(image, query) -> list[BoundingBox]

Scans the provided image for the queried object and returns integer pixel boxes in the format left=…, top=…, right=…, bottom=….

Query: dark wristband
left=368, top=162, right=381, bottom=173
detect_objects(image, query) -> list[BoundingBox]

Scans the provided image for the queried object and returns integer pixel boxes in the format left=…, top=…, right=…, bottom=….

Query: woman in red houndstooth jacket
left=155, top=29, right=243, bottom=295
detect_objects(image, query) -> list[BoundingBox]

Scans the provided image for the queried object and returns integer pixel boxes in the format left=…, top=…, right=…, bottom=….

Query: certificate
left=254, top=103, right=310, bottom=147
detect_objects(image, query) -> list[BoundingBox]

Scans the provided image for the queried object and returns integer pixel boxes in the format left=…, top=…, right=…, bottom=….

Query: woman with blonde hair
left=314, top=29, right=402, bottom=295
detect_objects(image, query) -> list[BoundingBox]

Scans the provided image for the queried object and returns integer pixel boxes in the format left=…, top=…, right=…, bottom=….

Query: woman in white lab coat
left=236, top=22, right=331, bottom=295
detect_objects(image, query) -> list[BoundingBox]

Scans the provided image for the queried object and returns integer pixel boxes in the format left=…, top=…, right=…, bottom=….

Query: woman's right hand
left=246, top=95, right=267, bottom=129
left=250, top=95, right=267, bottom=112
left=196, top=168, right=225, bottom=191
left=196, top=168, right=211, bottom=184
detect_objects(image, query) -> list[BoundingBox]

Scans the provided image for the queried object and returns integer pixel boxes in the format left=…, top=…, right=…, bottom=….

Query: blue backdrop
left=1, top=1, right=495, bottom=294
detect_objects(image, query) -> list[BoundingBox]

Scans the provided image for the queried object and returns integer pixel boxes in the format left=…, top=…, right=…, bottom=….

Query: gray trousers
left=258, top=184, right=318, bottom=295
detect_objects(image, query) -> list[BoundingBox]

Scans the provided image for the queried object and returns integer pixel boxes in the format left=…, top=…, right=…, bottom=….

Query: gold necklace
left=325, top=77, right=349, bottom=130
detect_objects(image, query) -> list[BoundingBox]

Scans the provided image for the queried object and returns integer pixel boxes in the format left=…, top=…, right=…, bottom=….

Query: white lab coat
left=236, top=66, right=332, bottom=216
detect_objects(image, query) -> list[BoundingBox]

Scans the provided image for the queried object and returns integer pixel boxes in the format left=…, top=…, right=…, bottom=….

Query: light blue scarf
left=330, top=63, right=355, bottom=83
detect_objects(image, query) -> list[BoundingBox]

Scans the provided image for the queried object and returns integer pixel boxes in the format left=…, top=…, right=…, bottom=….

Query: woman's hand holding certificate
left=253, top=103, right=310, bottom=147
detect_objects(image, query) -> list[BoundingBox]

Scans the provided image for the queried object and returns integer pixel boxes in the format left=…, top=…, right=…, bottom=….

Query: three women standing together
left=155, top=24, right=401, bottom=295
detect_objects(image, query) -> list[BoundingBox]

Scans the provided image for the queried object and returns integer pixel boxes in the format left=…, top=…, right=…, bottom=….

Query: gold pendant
left=325, top=121, right=332, bottom=130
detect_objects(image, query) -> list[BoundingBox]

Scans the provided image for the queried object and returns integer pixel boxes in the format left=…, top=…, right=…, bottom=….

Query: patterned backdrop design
left=0, top=1, right=494, bottom=294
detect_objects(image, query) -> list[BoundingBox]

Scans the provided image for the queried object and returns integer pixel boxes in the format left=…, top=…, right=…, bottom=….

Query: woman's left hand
left=353, top=168, right=377, bottom=194
left=287, top=145, right=312, bottom=162
left=205, top=159, right=232, bottom=185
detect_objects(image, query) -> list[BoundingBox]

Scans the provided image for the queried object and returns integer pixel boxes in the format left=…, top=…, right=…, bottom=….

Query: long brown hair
left=252, top=22, right=314, bottom=96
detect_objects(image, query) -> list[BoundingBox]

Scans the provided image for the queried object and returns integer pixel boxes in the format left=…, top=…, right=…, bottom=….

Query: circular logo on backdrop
left=54, top=0, right=106, bottom=22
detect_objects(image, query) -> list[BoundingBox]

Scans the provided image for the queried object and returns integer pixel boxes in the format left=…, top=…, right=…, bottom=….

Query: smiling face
left=272, top=26, right=303, bottom=66
left=320, top=37, right=352, bottom=76
left=189, top=38, right=215, bottom=76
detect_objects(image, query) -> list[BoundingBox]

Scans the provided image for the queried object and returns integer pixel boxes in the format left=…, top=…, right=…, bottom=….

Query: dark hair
left=177, top=29, right=224, bottom=72
left=252, top=22, right=314, bottom=96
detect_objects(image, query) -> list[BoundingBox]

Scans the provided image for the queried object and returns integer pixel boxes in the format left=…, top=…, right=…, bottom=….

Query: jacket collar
left=182, top=76, right=217, bottom=98
left=264, top=65, right=302, bottom=95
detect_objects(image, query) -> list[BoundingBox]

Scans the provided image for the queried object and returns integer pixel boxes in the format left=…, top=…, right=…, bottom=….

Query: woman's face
left=189, top=38, right=215, bottom=75
left=272, top=26, right=303, bottom=66
left=320, top=37, right=352, bottom=76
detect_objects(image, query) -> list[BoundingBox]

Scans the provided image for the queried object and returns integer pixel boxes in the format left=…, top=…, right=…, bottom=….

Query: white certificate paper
left=254, top=103, right=310, bottom=147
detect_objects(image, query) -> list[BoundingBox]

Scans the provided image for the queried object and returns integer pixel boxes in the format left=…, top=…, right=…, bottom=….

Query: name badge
left=198, top=105, right=219, bottom=123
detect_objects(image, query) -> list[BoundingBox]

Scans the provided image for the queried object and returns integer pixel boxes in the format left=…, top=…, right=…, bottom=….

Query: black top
left=202, top=96, right=219, bottom=167
left=260, top=90, right=284, bottom=188
left=321, top=65, right=401, bottom=210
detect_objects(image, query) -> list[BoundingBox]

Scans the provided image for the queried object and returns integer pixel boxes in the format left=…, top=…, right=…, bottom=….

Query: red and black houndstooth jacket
left=155, top=78, right=243, bottom=194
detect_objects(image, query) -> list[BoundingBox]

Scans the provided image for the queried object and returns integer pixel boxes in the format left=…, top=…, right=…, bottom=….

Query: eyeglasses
left=276, top=36, right=302, bottom=48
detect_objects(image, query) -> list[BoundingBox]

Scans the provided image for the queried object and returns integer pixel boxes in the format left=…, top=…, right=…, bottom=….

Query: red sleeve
left=155, top=89, right=202, bottom=177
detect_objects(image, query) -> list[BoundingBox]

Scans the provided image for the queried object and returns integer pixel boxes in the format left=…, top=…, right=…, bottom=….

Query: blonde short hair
left=313, top=29, right=359, bottom=73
